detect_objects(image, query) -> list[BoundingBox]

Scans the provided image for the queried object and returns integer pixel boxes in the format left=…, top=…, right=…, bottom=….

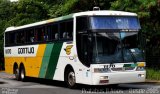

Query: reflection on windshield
left=90, top=16, right=141, bottom=30
left=122, top=32, right=144, bottom=62
left=92, top=32, right=144, bottom=64
left=92, top=33, right=123, bottom=63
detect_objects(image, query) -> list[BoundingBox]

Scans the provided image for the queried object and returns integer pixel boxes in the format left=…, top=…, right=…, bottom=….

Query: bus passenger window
left=66, top=21, right=73, bottom=39
left=60, top=20, right=73, bottom=40
left=33, top=31, right=38, bottom=42
left=26, top=29, right=35, bottom=43
left=60, top=22, right=65, bottom=39
left=63, top=32, right=68, bottom=39
left=36, top=27, right=46, bottom=42
left=44, top=34, right=48, bottom=41
left=20, top=32, right=25, bottom=43
left=15, top=33, right=18, bottom=44
left=41, top=29, right=45, bottom=41
left=46, top=26, right=51, bottom=41
left=44, top=29, right=49, bottom=41
left=55, top=33, right=58, bottom=39
left=51, top=24, right=58, bottom=40
left=30, top=36, right=34, bottom=42
left=11, top=33, right=16, bottom=45
left=5, top=33, right=9, bottom=46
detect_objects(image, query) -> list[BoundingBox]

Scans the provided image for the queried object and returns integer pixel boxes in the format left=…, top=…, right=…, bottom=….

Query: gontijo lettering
left=5, top=49, right=11, bottom=54
left=18, top=47, right=34, bottom=54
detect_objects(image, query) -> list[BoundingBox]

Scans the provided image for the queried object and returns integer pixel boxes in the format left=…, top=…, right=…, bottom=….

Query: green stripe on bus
left=39, top=44, right=54, bottom=78
left=61, top=14, right=73, bottom=20
left=45, top=43, right=63, bottom=79
left=54, top=14, right=73, bottom=22
left=123, top=64, right=131, bottom=67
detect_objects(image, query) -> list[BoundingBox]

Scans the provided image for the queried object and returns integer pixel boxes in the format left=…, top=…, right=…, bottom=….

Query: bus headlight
left=138, top=74, right=145, bottom=77
left=100, top=76, right=108, bottom=80
left=94, top=68, right=111, bottom=73
left=99, top=76, right=109, bottom=83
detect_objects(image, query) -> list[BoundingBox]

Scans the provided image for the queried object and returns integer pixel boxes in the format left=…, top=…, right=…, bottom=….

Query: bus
left=4, top=10, right=146, bottom=88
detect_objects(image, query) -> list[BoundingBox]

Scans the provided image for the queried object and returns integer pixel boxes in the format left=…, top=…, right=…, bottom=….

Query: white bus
left=4, top=10, right=146, bottom=88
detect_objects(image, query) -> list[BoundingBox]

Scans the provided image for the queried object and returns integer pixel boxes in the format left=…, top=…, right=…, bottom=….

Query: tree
left=0, top=0, right=50, bottom=54
left=49, top=0, right=78, bottom=18
left=111, top=0, right=160, bottom=67
left=48, top=0, right=116, bottom=18
left=9, top=0, right=49, bottom=26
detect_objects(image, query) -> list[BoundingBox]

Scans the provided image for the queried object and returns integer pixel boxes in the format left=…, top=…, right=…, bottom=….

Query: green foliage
left=0, top=0, right=49, bottom=53
left=110, top=0, right=160, bottom=33
left=146, top=68, right=160, bottom=80
left=13, top=0, right=49, bottom=25
left=98, top=0, right=114, bottom=9
left=110, top=0, right=156, bottom=18
left=49, top=0, right=78, bottom=18
left=48, top=0, right=115, bottom=18
left=110, top=0, right=160, bottom=64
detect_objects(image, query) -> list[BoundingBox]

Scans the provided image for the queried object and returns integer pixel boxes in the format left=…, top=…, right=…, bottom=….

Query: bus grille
left=111, top=67, right=135, bottom=71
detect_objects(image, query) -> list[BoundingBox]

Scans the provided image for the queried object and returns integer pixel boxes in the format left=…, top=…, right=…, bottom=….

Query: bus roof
left=5, top=10, right=137, bottom=32
left=74, top=10, right=137, bottom=17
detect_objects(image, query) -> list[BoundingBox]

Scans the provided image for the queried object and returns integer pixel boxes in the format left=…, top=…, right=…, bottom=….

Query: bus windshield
left=76, top=16, right=144, bottom=65
left=91, top=32, right=144, bottom=64
left=90, top=16, right=141, bottom=30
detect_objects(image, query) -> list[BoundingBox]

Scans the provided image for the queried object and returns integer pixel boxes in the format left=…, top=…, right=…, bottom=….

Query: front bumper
left=91, top=71, right=146, bottom=85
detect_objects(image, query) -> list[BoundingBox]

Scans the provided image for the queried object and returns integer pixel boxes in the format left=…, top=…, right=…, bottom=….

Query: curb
left=0, top=72, right=15, bottom=79
left=145, top=79, right=160, bottom=83
left=0, top=75, right=15, bottom=79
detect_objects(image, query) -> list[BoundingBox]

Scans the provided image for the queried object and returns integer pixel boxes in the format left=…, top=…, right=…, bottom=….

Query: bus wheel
left=66, top=70, right=76, bottom=88
left=14, top=67, right=20, bottom=81
left=20, top=66, right=26, bottom=81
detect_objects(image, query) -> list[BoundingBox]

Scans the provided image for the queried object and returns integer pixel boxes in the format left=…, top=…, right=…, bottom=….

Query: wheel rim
left=20, top=69, right=25, bottom=80
left=68, top=71, right=75, bottom=87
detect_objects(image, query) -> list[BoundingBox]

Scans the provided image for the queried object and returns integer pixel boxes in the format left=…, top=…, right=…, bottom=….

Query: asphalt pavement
left=1, top=72, right=160, bottom=94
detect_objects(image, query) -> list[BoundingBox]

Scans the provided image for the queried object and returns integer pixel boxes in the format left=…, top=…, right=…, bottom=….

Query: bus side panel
left=44, top=43, right=63, bottom=79
left=4, top=44, right=46, bottom=78
left=5, top=57, right=15, bottom=74
left=53, top=42, right=92, bottom=85
left=53, top=42, right=73, bottom=81
left=25, top=44, right=46, bottom=77
left=38, top=44, right=54, bottom=78
left=5, top=57, right=25, bottom=74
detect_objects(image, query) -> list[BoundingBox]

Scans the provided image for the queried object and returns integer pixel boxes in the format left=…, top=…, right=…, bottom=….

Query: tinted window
left=26, top=29, right=34, bottom=43
left=76, top=17, right=88, bottom=31
left=60, top=20, right=73, bottom=40
left=5, top=19, right=74, bottom=46
left=90, top=16, right=141, bottom=30
left=35, top=27, right=46, bottom=42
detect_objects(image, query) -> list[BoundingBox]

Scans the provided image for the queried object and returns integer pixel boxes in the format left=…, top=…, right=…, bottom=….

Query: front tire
left=66, top=70, right=76, bottom=88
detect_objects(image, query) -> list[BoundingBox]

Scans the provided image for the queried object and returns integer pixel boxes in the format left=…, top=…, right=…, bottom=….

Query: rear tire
left=19, top=66, right=26, bottom=82
left=65, top=69, right=76, bottom=88
left=14, top=66, right=20, bottom=81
